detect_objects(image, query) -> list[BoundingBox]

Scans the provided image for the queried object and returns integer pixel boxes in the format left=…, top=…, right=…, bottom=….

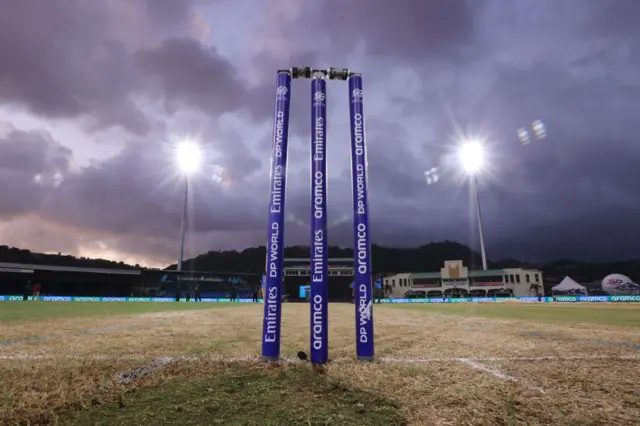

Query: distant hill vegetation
left=0, top=245, right=139, bottom=270
left=1, top=242, right=638, bottom=285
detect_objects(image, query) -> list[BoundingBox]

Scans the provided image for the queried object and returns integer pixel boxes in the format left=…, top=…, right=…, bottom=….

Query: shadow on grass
left=62, top=365, right=407, bottom=426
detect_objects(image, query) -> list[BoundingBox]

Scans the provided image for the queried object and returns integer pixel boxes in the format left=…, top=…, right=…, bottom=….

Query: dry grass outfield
left=1, top=303, right=639, bottom=425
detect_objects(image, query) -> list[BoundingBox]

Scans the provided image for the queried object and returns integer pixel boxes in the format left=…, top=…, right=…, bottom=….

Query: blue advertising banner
left=2, top=295, right=638, bottom=303
left=0, top=296, right=263, bottom=302
left=377, top=296, right=640, bottom=303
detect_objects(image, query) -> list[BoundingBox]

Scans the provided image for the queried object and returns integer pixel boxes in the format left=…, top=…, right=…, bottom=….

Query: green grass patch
left=0, top=302, right=228, bottom=323
left=62, top=366, right=406, bottom=426
left=395, top=303, right=640, bottom=327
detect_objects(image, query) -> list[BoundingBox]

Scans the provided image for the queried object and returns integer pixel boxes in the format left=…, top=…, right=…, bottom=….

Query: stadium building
left=283, top=258, right=354, bottom=301
left=382, top=260, right=543, bottom=298
left=0, top=261, right=141, bottom=297
left=0, top=262, right=261, bottom=298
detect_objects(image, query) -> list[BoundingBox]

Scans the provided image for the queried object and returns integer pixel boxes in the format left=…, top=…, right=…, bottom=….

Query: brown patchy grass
left=1, top=303, right=639, bottom=425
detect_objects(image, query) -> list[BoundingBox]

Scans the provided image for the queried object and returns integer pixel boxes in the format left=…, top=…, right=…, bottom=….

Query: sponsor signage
left=442, top=279, right=468, bottom=286
left=0, top=267, right=34, bottom=273
left=1, top=295, right=638, bottom=303
left=0, top=296, right=263, bottom=303
left=471, top=282, right=503, bottom=287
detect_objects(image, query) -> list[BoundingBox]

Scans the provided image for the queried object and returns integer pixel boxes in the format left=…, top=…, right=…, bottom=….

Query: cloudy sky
left=0, top=0, right=638, bottom=267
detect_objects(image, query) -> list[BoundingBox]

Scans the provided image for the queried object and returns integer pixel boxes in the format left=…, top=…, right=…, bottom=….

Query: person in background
left=32, top=283, right=41, bottom=299
left=175, top=281, right=181, bottom=302
left=252, top=285, right=259, bottom=303
left=373, top=278, right=383, bottom=303
left=230, top=285, right=238, bottom=302
left=194, top=283, right=201, bottom=302
left=186, top=283, right=191, bottom=302
left=23, top=281, right=32, bottom=301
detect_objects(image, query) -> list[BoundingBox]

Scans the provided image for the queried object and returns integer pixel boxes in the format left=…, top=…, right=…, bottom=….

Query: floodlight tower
left=176, top=141, right=202, bottom=272
left=458, top=141, right=488, bottom=271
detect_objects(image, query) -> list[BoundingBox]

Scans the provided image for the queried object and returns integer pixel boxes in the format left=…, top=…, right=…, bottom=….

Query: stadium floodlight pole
left=471, top=174, right=488, bottom=271
left=176, top=141, right=202, bottom=272
left=178, top=178, right=188, bottom=272
left=458, top=141, right=488, bottom=271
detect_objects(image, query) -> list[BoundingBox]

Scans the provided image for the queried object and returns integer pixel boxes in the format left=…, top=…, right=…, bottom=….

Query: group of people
left=350, top=276, right=389, bottom=303
left=22, top=282, right=41, bottom=301
left=174, top=282, right=261, bottom=302
left=175, top=282, right=203, bottom=302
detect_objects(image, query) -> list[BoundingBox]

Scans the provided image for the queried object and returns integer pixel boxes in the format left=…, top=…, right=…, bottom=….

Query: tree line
left=1, top=242, right=638, bottom=283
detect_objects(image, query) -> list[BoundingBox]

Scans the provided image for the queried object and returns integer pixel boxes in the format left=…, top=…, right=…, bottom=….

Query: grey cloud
left=582, top=0, right=640, bottom=38
left=41, top=139, right=268, bottom=240
left=314, top=0, right=476, bottom=60
left=0, top=1, right=151, bottom=134
left=0, top=216, right=81, bottom=256
left=145, top=0, right=193, bottom=28
left=0, top=129, right=72, bottom=218
left=2, top=0, right=640, bottom=265
left=135, top=36, right=291, bottom=129
left=0, top=0, right=231, bottom=136
left=257, top=0, right=477, bottom=65
left=135, top=38, right=249, bottom=116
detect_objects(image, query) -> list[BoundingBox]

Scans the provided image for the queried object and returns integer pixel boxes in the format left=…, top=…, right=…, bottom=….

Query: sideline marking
left=2, top=354, right=639, bottom=362
left=0, top=319, right=167, bottom=347
left=523, top=332, right=640, bottom=350
left=458, top=358, right=546, bottom=393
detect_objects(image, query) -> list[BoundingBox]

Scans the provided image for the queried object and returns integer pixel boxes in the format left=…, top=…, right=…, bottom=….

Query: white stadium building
left=383, top=260, right=544, bottom=298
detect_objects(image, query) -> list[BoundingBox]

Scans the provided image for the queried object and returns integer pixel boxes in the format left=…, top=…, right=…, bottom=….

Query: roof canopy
left=552, top=276, right=586, bottom=291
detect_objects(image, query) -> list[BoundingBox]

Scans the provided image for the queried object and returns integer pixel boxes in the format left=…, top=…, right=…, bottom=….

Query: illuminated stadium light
left=175, top=140, right=201, bottom=273
left=458, top=139, right=488, bottom=270
left=424, top=167, right=439, bottom=185
left=517, top=127, right=531, bottom=145
left=532, top=119, right=547, bottom=139
left=211, top=165, right=227, bottom=185
left=176, top=141, right=202, bottom=174
left=458, top=141, right=485, bottom=174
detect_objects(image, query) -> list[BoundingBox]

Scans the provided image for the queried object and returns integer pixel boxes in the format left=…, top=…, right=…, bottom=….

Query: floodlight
left=176, top=141, right=202, bottom=174
left=458, top=141, right=484, bottom=173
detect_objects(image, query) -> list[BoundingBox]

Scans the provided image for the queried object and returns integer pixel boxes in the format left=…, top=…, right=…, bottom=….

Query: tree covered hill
left=0, top=243, right=638, bottom=284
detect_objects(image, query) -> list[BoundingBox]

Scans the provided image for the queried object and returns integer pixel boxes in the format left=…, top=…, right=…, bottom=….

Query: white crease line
left=458, top=358, right=519, bottom=381
left=457, top=358, right=546, bottom=394
left=1, top=354, right=640, bottom=362
left=382, top=354, right=640, bottom=363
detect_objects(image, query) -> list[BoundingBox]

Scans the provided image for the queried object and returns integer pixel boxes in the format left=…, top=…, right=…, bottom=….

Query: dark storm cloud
left=41, top=140, right=267, bottom=240
left=245, top=0, right=640, bottom=262
left=462, top=50, right=640, bottom=262
left=145, top=0, right=193, bottom=27
left=312, top=0, right=476, bottom=60
left=0, top=129, right=72, bottom=218
left=582, top=0, right=640, bottom=38
left=259, top=0, right=477, bottom=65
left=136, top=38, right=249, bottom=116
left=2, top=0, right=640, bottom=264
left=358, top=121, right=430, bottom=199
left=0, top=0, right=238, bottom=136
left=0, top=0, right=150, bottom=134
